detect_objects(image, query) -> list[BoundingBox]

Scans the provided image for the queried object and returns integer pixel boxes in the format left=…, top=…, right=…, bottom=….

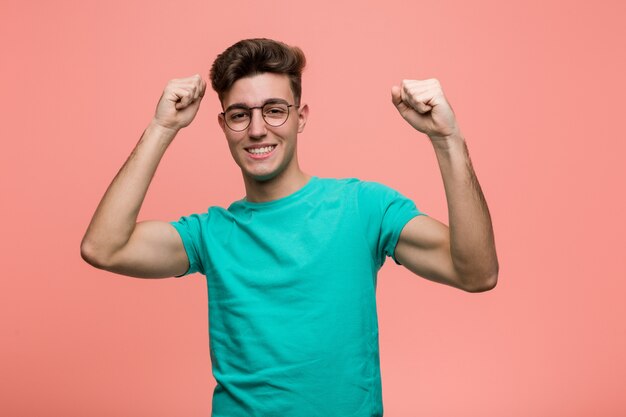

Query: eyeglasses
left=221, top=101, right=299, bottom=132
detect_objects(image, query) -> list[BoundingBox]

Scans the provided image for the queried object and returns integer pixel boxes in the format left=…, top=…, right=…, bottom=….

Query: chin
left=245, top=169, right=281, bottom=183
left=243, top=162, right=289, bottom=183
left=246, top=173, right=274, bottom=182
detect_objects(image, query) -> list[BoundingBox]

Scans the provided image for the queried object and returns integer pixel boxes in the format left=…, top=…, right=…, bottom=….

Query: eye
left=264, top=106, right=288, bottom=116
left=228, top=111, right=249, bottom=121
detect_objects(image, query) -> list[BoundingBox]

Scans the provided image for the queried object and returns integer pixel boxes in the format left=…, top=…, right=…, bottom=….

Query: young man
left=81, top=38, right=498, bottom=416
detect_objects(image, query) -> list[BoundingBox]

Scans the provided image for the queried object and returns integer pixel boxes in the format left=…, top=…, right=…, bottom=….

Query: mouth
left=244, top=144, right=277, bottom=159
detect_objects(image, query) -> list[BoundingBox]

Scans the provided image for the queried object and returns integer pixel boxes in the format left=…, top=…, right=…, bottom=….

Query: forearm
left=80, top=120, right=177, bottom=262
left=430, top=133, right=499, bottom=287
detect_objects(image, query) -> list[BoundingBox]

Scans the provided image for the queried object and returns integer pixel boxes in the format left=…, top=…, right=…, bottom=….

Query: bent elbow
left=80, top=240, right=111, bottom=270
left=80, top=243, right=101, bottom=269
left=462, top=273, right=498, bottom=293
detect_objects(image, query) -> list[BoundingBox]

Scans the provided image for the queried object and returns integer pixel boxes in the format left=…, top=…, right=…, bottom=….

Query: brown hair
left=210, top=38, right=306, bottom=106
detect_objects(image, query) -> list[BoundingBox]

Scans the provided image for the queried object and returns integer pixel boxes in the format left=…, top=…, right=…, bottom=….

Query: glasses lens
left=262, top=103, right=289, bottom=127
left=224, top=109, right=251, bottom=131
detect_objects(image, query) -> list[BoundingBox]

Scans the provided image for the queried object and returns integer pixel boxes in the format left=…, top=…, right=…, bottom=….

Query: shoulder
left=171, top=205, right=230, bottom=226
left=354, top=178, right=408, bottom=202
left=312, top=176, right=406, bottom=200
left=314, top=176, right=379, bottom=191
left=313, top=176, right=360, bottom=187
left=297, top=176, right=361, bottom=197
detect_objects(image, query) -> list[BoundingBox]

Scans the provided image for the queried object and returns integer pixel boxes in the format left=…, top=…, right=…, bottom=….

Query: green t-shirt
left=170, top=176, right=426, bottom=417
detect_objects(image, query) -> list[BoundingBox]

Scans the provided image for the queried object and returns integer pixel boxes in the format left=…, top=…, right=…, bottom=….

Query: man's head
left=210, top=38, right=306, bottom=108
left=210, top=39, right=309, bottom=185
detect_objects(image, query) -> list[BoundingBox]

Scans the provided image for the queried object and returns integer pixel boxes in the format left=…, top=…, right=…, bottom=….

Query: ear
left=217, top=113, right=226, bottom=132
left=297, top=104, right=309, bottom=133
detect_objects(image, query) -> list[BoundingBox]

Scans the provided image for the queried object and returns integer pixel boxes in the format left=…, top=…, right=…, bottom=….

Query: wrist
left=429, top=130, right=466, bottom=152
left=148, top=119, right=180, bottom=140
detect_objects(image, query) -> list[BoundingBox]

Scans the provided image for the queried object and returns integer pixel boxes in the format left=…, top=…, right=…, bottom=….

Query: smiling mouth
left=245, top=145, right=277, bottom=155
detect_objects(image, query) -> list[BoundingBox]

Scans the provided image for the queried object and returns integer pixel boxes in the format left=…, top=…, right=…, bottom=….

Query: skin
left=217, top=73, right=311, bottom=203
left=81, top=71, right=498, bottom=292
left=391, top=79, right=499, bottom=292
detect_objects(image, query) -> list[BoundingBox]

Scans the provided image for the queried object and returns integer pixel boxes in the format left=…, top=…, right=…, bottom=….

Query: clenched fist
left=391, top=79, right=460, bottom=140
left=153, top=74, right=207, bottom=131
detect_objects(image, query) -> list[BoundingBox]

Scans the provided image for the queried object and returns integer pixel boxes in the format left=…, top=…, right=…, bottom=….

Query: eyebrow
left=224, top=98, right=289, bottom=112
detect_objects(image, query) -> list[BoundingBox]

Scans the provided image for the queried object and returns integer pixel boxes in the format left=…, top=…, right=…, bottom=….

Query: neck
left=242, top=165, right=311, bottom=203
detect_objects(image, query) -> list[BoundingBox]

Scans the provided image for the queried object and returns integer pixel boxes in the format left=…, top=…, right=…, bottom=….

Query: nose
left=247, top=108, right=267, bottom=139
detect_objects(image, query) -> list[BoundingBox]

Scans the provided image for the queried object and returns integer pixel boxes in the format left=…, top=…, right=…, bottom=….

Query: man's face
left=218, top=72, right=308, bottom=182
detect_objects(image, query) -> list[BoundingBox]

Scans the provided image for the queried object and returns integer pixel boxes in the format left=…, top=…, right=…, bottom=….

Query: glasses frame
left=221, top=102, right=300, bottom=132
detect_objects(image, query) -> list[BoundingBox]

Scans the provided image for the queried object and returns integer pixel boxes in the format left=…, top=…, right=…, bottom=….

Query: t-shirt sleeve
left=169, top=213, right=206, bottom=277
left=357, top=180, right=427, bottom=269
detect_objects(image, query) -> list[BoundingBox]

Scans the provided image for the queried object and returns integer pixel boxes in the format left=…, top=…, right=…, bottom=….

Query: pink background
left=2, top=0, right=625, bottom=416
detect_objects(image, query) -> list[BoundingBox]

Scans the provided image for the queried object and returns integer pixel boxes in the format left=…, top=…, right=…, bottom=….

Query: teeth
left=248, top=145, right=275, bottom=154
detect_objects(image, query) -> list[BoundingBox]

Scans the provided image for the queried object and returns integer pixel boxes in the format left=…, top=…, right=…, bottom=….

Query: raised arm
left=80, top=74, right=206, bottom=278
left=391, top=79, right=499, bottom=292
